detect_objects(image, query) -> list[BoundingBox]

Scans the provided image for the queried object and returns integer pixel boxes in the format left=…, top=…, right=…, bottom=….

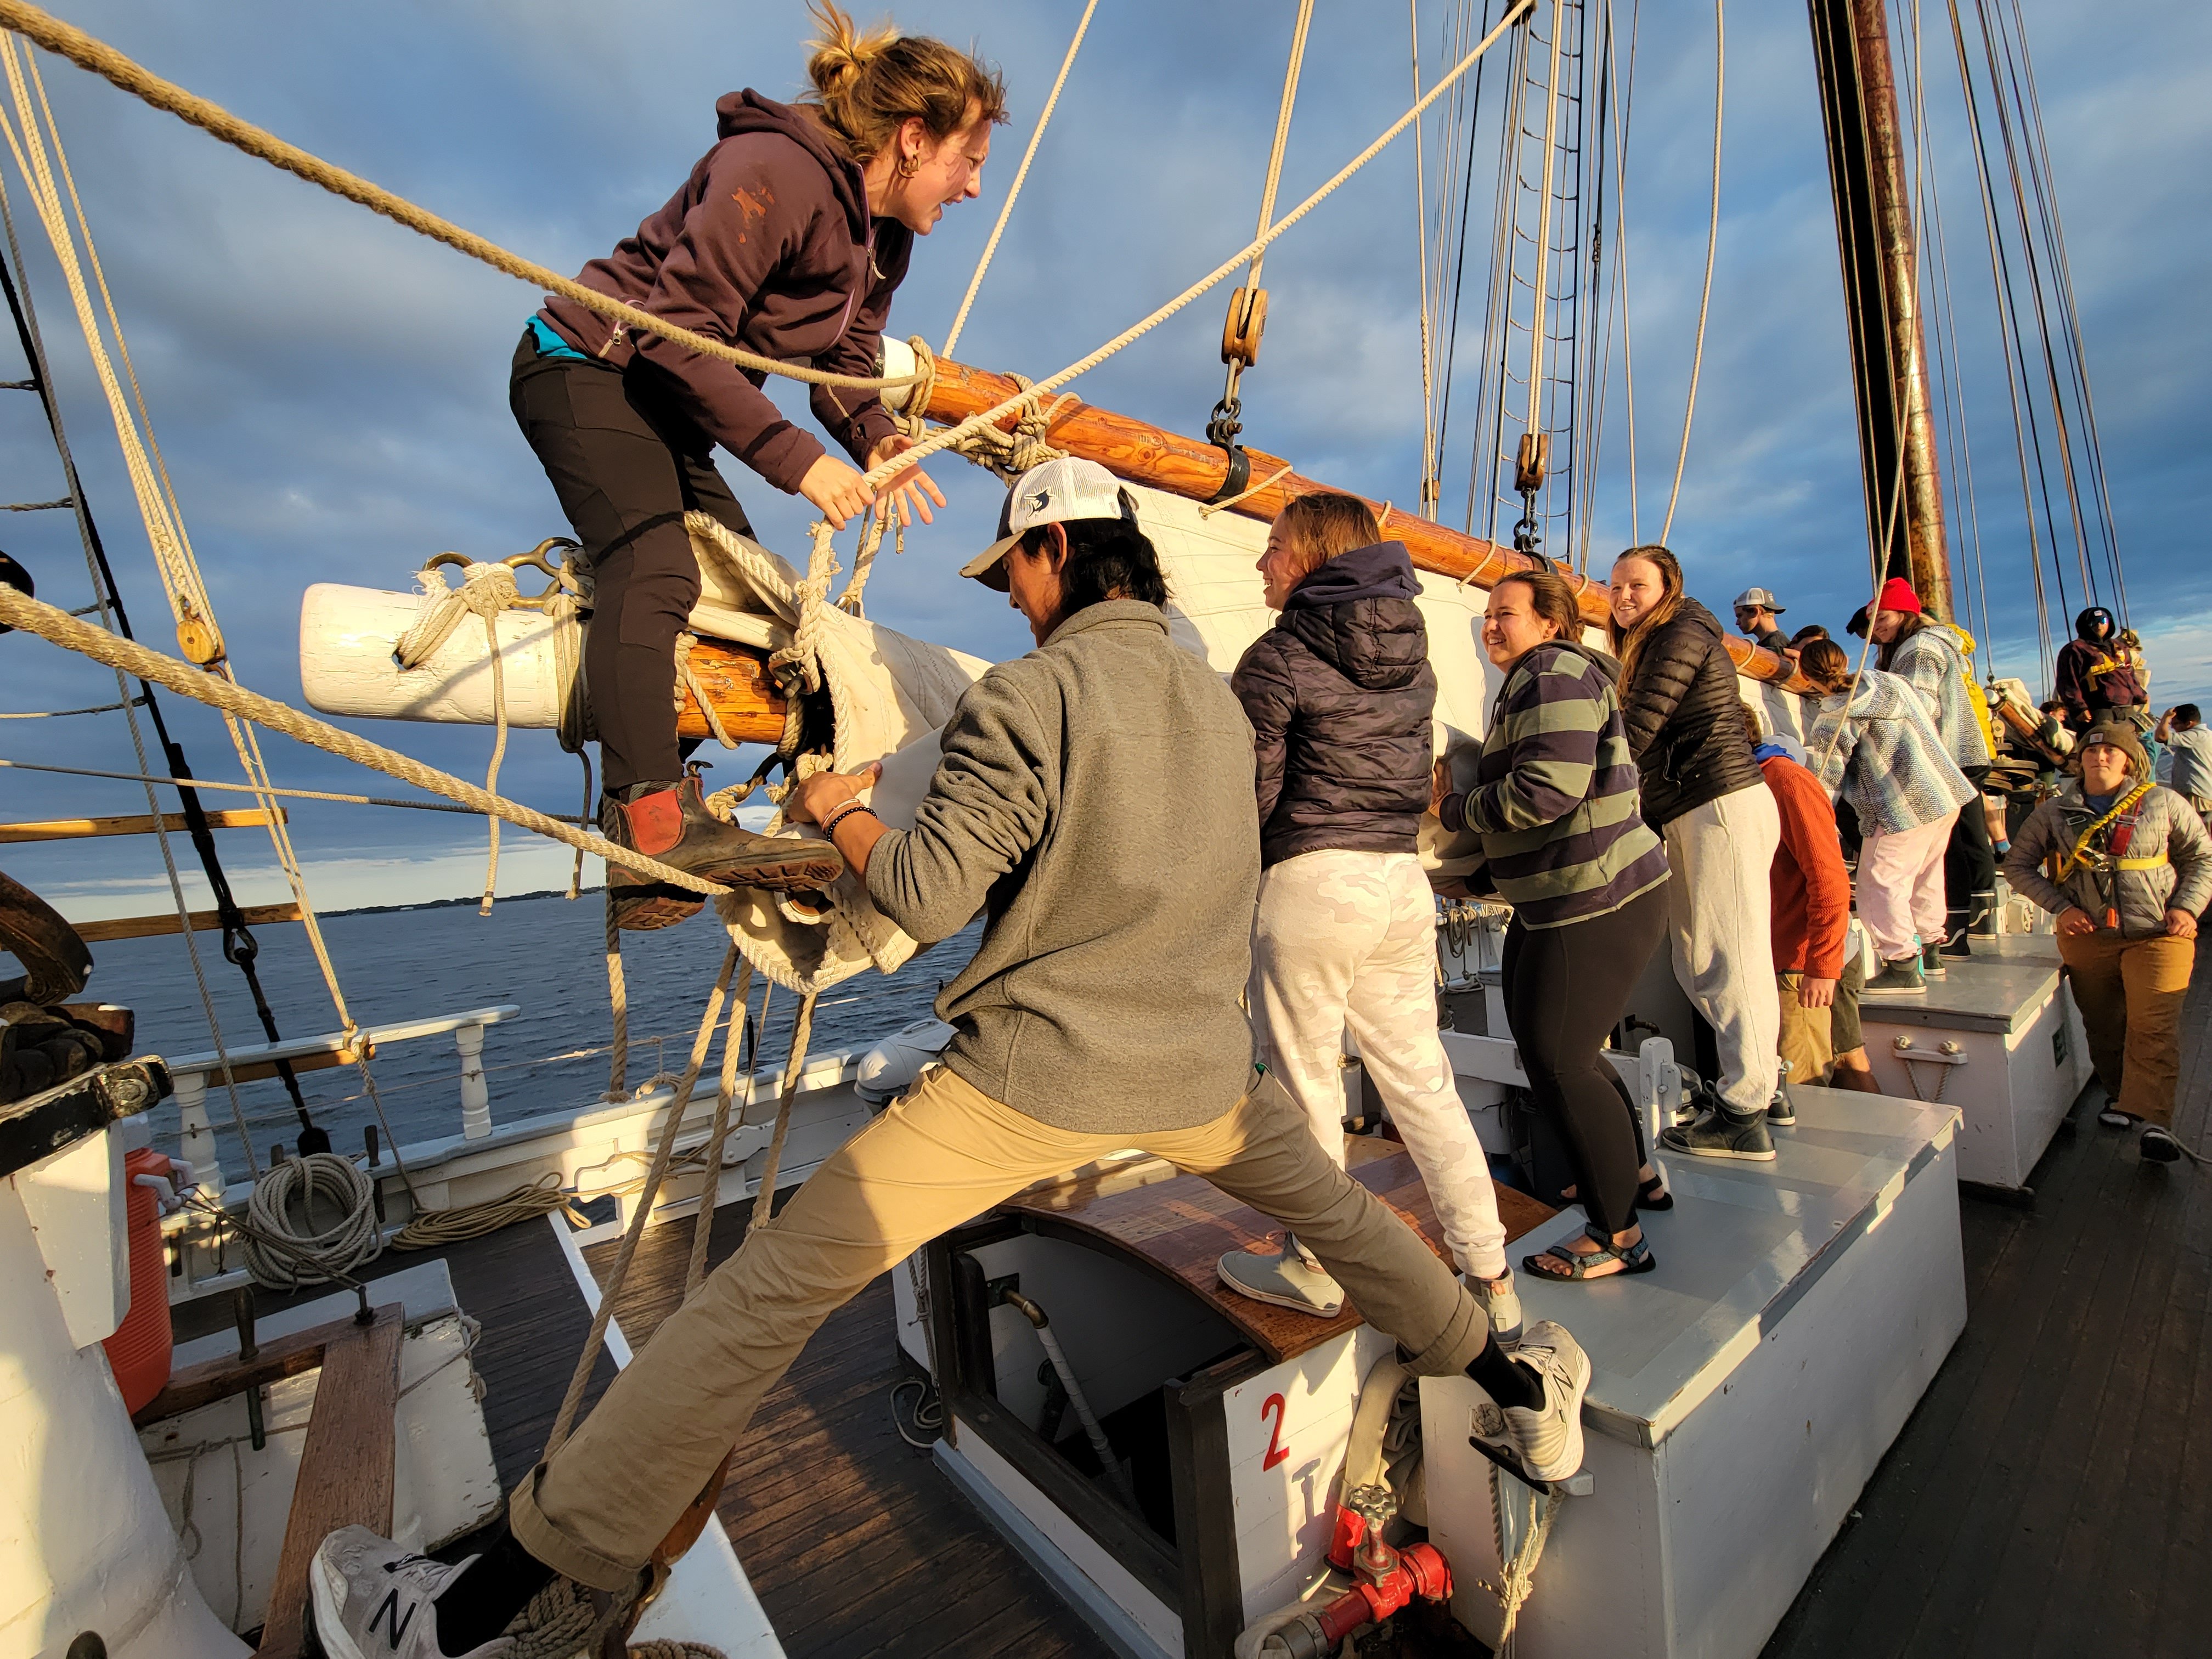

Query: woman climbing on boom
left=511, top=2, right=1006, bottom=929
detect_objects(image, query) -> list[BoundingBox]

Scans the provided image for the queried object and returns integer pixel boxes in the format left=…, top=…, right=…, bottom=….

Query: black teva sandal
left=1523, top=1227, right=1658, bottom=1282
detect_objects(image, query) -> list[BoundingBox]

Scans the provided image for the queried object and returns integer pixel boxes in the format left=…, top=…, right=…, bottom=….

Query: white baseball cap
left=958, top=456, right=1140, bottom=591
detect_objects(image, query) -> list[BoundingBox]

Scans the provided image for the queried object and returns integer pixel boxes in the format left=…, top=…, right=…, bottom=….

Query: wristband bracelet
left=819, top=799, right=878, bottom=837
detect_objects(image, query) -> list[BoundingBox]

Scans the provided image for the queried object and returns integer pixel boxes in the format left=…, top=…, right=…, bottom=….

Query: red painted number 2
left=1260, top=1392, right=1289, bottom=1471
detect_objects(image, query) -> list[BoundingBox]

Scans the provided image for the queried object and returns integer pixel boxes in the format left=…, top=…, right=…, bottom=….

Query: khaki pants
left=1251, top=849, right=1508, bottom=1279
left=2056, top=930, right=2194, bottom=1127
left=1776, top=972, right=1835, bottom=1087
left=510, top=1064, right=1488, bottom=1589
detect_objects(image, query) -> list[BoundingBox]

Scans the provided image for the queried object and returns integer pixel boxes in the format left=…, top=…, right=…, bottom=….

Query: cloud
left=3, top=0, right=2199, bottom=909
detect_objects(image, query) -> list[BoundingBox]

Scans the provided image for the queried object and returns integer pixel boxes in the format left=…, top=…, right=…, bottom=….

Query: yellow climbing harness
left=2050, top=780, right=2155, bottom=882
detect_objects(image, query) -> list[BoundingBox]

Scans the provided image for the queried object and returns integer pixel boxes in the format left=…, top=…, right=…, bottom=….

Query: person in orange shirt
left=1741, top=707, right=1853, bottom=1110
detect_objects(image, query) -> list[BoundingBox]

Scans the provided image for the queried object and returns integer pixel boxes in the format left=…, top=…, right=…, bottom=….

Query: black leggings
left=1944, top=764, right=1996, bottom=936
left=509, top=336, right=754, bottom=795
left=1502, top=881, right=1670, bottom=1237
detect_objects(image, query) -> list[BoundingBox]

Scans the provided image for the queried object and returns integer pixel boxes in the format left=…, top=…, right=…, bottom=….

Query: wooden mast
left=1806, top=0, right=1954, bottom=617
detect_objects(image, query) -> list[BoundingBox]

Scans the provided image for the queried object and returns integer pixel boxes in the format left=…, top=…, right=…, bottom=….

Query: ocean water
left=88, top=891, right=979, bottom=1177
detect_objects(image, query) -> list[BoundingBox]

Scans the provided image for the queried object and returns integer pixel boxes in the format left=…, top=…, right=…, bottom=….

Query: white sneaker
left=1217, top=1242, right=1345, bottom=1317
left=308, top=1527, right=490, bottom=1658
left=1465, top=1267, right=1525, bottom=1346
left=1487, top=1319, right=1592, bottom=1485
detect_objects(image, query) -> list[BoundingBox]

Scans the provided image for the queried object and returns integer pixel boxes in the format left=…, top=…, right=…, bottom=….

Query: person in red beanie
left=1869, top=577, right=1999, bottom=960
left=1740, top=707, right=1852, bottom=1106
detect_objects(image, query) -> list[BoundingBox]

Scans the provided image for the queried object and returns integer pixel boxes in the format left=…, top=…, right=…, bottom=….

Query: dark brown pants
left=509, top=334, right=753, bottom=793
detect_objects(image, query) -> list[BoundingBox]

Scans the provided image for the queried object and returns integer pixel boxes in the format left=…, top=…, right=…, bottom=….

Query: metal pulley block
left=1514, top=431, right=1550, bottom=495
left=1220, top=284, right=1269, bottom=367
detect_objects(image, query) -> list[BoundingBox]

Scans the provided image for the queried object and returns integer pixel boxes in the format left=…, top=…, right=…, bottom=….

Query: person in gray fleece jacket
left=341, top=462, right=1595, bottom=1654
left=2002, top=722, right=2210, bottom=1160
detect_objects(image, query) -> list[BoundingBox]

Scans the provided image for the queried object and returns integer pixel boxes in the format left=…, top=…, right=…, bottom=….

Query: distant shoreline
left=324, top=886, right=605, bottom=918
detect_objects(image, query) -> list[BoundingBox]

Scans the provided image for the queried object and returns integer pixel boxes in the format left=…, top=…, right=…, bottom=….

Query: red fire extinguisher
left=102, top=1117, right=180, bottom=1414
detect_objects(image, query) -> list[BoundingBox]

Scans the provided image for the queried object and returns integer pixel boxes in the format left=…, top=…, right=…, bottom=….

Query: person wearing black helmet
left=2053, top=607, right=2146, bottom=736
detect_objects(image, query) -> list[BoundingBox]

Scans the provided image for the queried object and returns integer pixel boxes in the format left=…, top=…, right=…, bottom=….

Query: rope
left=0, top=696, right=137, bottom=716
left=545, top=945, right=745, bottom=1455
left=0, top=757, right=583, bottom=818
left=0, top=585, right=733, bottom=897
left=396, top=559, right=524, bottom=913
left=1411, top=0, right=1437, bottom=515
left=861, top=0, right=1537, bottom=496
left=747, top=991, right=819, bottom=1237
left=686, top=966, right=758, bottom=1297
left=1248, top=0, right=1317, bottom=296
left=240, top=1152, right=382, bottom=1290
left=0, top=1, right=912, bottom=405
left=1198, top=459, right=1298, bottom=519
left=0, top=128, right=258, bottom=1179
left=392, top=1170, right=587, bottom=1249
left=893, top=344, right=1073, bottom=483
left=1659, top=0, right=1722, bottom=545
left=939, top=0, right=1099, bottom=358
left=672, top=631, right=737, bottom=750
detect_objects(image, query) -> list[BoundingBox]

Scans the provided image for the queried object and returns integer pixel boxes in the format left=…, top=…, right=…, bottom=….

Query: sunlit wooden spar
left=665, top=360, right=1808, bottom=735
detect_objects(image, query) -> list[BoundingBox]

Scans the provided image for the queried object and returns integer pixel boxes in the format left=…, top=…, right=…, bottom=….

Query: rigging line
left=1, top=48, right=365, bottom=1078
left=1987, top=0, right=2120, bottom=617
left=0, top=697, right=139, bottom=716
left=1575, top=0, right=1615, bottom=569
left=2001, top=0, right=2125, bottom=618
left=1412, top=0, right=1439, bottom=515
left=0, top=758, right=587, bottom=819
left=1472, top=22, right=1534, bottom=538
left=0, top=150, right=259, bottom=1175
left=1658, top=0, right=1721, bottom=546
left=1521, top=0, right=1566, bottom=448
left=1245, top=0, right=1318, bottom=296
left=1612, top=0, right=1642, bottom=546
left=939, top=0, right=1098, bottom=359
left=1973, top=0, right=2095, bottom=608
left=865, top=0, right=1538, bottom=495
left=0, top=1, right=920, bottom=400
left=1432, top=0, right=1497, bottom=505
left=1944, top=0, right=2064, bottom=653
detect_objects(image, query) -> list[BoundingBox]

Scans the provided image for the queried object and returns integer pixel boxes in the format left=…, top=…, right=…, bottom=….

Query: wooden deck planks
left=584, top=1201, right=1112, bottom=1659
left=1764, top=939, right=2212, bottom=1659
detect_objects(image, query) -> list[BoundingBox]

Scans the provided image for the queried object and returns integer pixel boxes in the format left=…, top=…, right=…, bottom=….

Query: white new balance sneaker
left=1217, top=1240, right=1345, bottom=1317
left=1488, top=1319, right=1592, bottom=1485
left=308, top=1527, right=488, bottom=1659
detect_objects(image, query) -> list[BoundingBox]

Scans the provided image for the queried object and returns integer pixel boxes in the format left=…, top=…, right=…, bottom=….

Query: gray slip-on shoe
left=1217, top=1243, right=1345, bottom=1317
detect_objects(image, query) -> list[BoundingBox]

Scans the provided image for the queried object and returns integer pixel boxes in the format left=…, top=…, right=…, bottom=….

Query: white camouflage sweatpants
left=1661, top=784, right=1783, bottom=1118
left=1248, top=848, right=1509, bottom=1280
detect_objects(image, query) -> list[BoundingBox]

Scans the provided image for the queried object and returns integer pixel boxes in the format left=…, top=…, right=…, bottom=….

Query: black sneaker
left=1767, top=1088, right=1797, bottom=1127
left=1662, top=1107, right=1778, bottom=1163
left=1921, top=940, right=1948, bottom=980
left=2141, top=1126, right=2182, bottom=1164
left=1861, top=957, right=1928, bottom=998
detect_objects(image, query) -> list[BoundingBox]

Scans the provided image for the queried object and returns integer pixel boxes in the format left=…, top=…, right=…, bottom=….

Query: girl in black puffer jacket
left=1607, top=546, right=1783, bottom=1163
left=1216, top=493, right=1519, bottom=1338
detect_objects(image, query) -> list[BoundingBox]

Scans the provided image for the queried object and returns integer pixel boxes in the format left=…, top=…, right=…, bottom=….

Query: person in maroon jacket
left=1740, top=708, right=1852, bottom=1107
left=513, top=4, right=1007, bottom=929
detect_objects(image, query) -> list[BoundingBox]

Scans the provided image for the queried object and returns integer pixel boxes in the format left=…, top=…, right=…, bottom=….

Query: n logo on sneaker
left=368, top=1587, right=417, bottom=1649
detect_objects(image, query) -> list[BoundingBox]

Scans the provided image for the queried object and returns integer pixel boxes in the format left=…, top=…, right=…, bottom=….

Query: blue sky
left=2, top=0, right=2206, bottom=917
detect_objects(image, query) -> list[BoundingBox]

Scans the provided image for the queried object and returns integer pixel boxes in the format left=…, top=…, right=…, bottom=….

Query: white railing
left=165, top=1005, right=520, bottom=1195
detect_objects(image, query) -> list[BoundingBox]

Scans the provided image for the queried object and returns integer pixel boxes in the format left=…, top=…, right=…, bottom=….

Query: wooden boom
left=912, top=355, right=1807, bottom=691
left=669, top=356, right=1807, bottom=733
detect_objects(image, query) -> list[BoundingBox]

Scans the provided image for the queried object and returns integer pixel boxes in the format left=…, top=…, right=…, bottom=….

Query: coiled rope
left=240, top=1152, right=382, bottom=1290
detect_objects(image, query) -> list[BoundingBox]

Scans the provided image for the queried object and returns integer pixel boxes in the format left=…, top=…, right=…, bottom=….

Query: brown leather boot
left=603, top=776, right=844, bottom=933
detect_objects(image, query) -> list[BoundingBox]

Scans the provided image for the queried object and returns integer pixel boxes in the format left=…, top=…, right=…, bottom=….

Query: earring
left=896, top=150, right=921, bottom=178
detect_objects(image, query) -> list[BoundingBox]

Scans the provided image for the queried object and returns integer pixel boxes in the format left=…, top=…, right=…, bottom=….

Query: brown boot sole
left=702, top=850, right=846, bottom=893
left=613, top=891, right=706, bottom=932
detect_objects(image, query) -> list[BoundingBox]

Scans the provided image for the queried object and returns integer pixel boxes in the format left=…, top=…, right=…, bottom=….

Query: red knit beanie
left=1875, top=576, right=1922, bottom=616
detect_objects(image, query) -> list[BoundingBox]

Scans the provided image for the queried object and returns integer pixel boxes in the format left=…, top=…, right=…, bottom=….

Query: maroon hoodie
left=537, top=91, right=912, bottom=494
